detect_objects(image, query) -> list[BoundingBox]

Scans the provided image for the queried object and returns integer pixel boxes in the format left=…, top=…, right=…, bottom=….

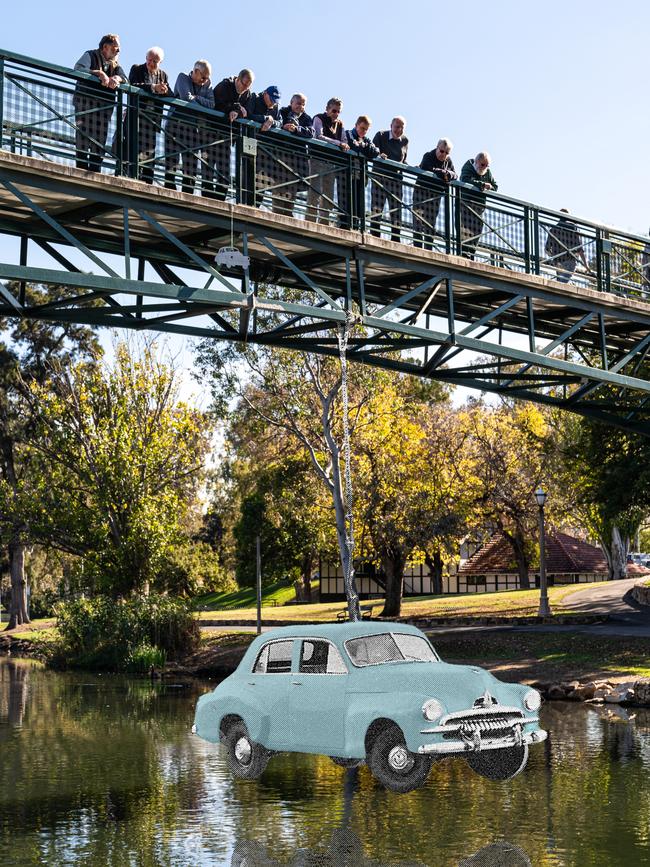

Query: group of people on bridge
left=71, top=34, right=591, bottom=279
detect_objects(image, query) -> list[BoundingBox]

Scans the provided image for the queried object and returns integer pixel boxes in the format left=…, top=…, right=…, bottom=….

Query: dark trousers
left=412, top=185, right=442, bottom=249
left=164, top=118, right=203, bottom=194
left=370, top=173, right=403, bottom=242
left=134, top=110, right=162, bottom=184
left=203, top=136, right=232, bottom=201
left=460, top=201, right=486, bottom=259
left=74, top=95, right=114, bottom=173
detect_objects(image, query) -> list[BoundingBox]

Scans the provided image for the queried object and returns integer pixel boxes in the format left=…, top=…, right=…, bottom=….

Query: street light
left=535, top=486, right=551, bottom=618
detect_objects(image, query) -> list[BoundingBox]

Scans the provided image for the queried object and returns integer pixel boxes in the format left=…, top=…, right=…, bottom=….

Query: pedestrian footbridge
left=1, top=49, right=650, bottom=433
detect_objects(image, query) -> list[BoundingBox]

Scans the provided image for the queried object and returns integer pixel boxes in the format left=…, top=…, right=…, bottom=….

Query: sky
left=2, top=0, right=649, bottom=401
left=4, top=0, right=649, bottom=234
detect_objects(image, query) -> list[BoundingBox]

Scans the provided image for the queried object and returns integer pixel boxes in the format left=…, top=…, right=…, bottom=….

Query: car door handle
left=292, top=681, right=302, bottom=686
left=247, top=682, right=256, bottom=686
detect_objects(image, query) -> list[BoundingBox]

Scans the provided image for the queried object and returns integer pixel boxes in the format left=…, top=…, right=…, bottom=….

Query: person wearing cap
left=204, top=69, right=255, bottom=200
left=306, top=97, right=349, bottom=225
left=459, top=151, right=498, bottom=259
left=247, top=86, right=283, bottom=208
left=73, top=34, right=127, bottom=173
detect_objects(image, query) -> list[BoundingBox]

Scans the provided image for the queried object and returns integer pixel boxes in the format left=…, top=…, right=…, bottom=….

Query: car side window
left=253, top=640, right=293, bottom=674
left=300, top=640, right=347, bottom=675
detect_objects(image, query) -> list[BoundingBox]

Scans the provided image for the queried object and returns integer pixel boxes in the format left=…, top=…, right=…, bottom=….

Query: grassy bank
left=184, top=629, right=650, bottom=684
left=194, top=580, right=296, bottom=610
left=196, top=583, right=606, bottom=623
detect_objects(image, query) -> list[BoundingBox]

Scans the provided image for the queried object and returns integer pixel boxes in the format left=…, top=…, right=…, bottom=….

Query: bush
left=45, top=593, right=200, bottom=671
left=126, top=643, right=166, bottom=673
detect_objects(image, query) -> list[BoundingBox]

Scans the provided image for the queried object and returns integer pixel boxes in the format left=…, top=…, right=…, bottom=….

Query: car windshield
left=344, top=633, right=438, bottom=667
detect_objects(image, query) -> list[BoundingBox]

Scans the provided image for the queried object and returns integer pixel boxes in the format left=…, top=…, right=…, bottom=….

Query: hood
left=347, top=661, right=523, bottom=712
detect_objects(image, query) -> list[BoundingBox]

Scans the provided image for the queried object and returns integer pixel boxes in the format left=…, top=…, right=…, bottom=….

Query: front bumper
left=418, top=726, right=547, bottom=755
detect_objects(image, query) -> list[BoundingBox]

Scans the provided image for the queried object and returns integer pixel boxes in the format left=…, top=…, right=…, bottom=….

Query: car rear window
left=253, top=640, right=293, bottom=674
left=345, top=633, right=438, bottom=667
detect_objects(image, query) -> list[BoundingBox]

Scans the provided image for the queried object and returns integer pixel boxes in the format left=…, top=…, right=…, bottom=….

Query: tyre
left=367, top=725, right=432, bottom=793
left=330, top=756, right=363, bottom=769
left=465, top=742, right=529, bottom=781
left=224, top=721, right=270, bottom=780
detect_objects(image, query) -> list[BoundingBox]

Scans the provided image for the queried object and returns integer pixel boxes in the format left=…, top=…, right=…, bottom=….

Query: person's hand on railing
left=339, top=140, right=350, bottom=151
left=107, top=75, right=121, bottom=90
left=97, top=70, right=110, bottom=87
left=153, top=82, right=169, bottom=95
left=261, top=117, right=274, bottom=132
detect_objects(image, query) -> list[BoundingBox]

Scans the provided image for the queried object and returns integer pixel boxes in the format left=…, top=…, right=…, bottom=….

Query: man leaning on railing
left=247, top=85, right=282, bottom=207
left=459, top=152, right=498, bottom=260
left=344, top=115, right=381, bottom=230
left=412, top=137, right=457, bottom=250
left=73, top=34, right=127, bottom=173
left=164, top=60, right=214, bottom=195
left=370, top=117, right=409, bottom=243
left=205, top=68, right=255, bottom=200
left=127, top=47, right=170, bottom=184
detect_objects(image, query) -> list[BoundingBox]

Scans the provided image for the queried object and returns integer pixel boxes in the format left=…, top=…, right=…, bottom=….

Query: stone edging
left=631, top=580, right=650, bottom=607
left=531, top=678, right=650, bottom=707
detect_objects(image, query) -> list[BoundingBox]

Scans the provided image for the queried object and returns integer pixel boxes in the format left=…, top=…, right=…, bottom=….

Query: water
left=1, top=657, right=649, bottom=866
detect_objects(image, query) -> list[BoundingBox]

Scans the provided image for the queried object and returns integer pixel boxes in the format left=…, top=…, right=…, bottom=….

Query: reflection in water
left=231, top=835, right=532, bottom=866
left=2, top=658, right=650, bottom=866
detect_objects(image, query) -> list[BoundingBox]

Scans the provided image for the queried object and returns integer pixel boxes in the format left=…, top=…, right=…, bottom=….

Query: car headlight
left=524, top=689, right=541, bottom=711
left=422, top=698, right=444, bottom=722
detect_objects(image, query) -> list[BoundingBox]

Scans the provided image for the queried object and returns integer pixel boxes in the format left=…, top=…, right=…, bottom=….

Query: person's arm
left=194, top=82, right=214, bottom=109
left=173, top=73, right=194, bottom=101
left=419, top=151, right=434, bottom=172
left=112, top=63, right=127, bottom=85
left=486, top=169, right=498, bottom=192
left=74, top=51, right=93, bottom=72
left=460, top=161, right=481, bottom=189
left=294, top=113, right=314, bottom=138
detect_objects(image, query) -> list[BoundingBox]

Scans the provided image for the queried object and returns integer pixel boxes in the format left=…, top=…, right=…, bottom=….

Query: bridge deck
left=1, top=151, right=648, bottom=360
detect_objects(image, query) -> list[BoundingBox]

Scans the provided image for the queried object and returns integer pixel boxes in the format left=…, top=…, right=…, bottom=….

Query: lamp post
left=535, top=486, right=551, bottom=618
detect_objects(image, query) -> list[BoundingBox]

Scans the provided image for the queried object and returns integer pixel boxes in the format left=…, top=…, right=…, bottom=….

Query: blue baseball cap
left=265, top=85, right=281, bottom=103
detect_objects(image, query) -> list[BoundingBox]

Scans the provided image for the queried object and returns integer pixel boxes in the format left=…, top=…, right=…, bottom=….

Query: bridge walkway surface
left=2, top=48, right=650, bottom=433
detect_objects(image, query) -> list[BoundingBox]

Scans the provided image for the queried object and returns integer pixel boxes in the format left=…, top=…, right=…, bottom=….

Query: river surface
left=1, top=657, right=649, bottom=866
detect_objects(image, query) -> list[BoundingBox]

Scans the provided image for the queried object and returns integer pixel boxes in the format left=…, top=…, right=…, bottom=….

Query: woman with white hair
left=128, top=47, right=170, bottom=183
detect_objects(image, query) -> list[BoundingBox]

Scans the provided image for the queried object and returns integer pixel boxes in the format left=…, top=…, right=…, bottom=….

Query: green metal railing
left=1, top=46, right=649, bottom=301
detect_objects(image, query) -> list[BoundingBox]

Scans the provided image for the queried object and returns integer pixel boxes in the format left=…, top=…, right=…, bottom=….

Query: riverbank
left=161, top=629, right=650, bottom=707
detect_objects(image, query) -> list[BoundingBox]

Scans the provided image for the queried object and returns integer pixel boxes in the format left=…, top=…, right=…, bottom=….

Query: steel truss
left=1, top=155, right=650, bottom=435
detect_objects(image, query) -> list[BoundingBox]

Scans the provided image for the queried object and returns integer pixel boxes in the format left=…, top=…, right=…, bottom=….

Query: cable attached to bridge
left=338, top=311, right=361, bottom=622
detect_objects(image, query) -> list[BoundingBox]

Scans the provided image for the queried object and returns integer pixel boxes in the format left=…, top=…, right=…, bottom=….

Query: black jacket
left=372, top=130, right=408, bottom=164
left=247, top=92, right=282, bottom=128
left=213, top=77, right=253, bottom=118
left=279, top=106, right=314, bottom=138
left=417, top=149, right=457, bottom=184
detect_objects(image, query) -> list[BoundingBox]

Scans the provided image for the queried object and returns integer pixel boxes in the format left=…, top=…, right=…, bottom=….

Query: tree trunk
left=610, top=525, right=628, bottom=580
left=300, top=549, right=314, bottom=603
left=504, top=531, right=530, bottom=589
left=380, top=551, right=406, bottom=619
left=425, top=549, right=444, bottom=596
left=330, top=449, right=361, bottom=621
left=6, top=538, right=30, bottom=630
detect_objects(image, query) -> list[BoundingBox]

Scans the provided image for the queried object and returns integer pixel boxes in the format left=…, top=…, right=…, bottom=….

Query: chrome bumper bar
left=418, top=728, right=547, bottom=755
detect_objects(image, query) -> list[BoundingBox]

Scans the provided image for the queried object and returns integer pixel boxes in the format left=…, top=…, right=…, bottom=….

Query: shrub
left=46, top=593, right=200, bottom=671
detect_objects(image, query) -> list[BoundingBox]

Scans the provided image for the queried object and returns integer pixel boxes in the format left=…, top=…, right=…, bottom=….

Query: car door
left=288, top=639, right=348, bottom=753
left=248, top=639, right=294, bottom=750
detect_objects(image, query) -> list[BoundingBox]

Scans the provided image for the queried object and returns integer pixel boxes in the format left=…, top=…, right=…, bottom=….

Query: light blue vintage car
left=193, top=621, right=547, bottom=793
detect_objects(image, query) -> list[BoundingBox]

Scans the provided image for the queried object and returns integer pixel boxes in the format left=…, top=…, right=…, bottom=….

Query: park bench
left=336, top=603, right=377, bottom=622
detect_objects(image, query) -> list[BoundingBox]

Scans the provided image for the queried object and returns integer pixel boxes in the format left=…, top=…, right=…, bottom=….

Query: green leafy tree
left=0, top=283, right=99, bottom=628
left=23, top=340, right=212, bottom=597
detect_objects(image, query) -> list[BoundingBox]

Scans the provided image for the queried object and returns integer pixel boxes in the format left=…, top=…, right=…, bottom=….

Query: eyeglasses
left=330, top=108, right=341, bottom=114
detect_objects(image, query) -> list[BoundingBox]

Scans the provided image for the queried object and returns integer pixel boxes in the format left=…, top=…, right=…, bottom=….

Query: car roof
left=248, top=620, right=426, bottom=648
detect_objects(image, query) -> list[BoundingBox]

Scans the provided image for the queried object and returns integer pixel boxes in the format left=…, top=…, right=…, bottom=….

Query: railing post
left=532, top=208, right=540, bottom=275
left=0, top=57, right=5, bottom=153
left=444, top=183, right=451, bottom=254
left=523, top=205, right=531, bottom=274
left=596, top=229, right=611, bottom=294
left=453, top=186, right=463, bottom=256
left=238, top=124, right=257, bottom=206
left=115, top=89, right=125, bottom=176
left=127, top=89, right=139, bottom=180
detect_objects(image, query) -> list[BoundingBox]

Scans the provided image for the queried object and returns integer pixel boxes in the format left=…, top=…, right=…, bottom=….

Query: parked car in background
left=193, top=622, right=546, bottom=793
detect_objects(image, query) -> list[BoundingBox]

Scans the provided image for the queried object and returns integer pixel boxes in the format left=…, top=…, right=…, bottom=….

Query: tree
left=23, top=340, right=212, bottom=597
left=0, top=283, right=99, bottom=628
left=553, top=411, right=650, bottom=579
left=461, top=402, right=553, bottom=587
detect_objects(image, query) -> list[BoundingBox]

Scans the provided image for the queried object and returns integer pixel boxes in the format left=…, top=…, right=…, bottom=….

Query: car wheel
left=465, top=742, right=529, bottom=781
left=225, top=721, right=270, bottom=780
left=367, top=725, right=432, bottom=793
left=330, top=756, right=363, bottom=769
